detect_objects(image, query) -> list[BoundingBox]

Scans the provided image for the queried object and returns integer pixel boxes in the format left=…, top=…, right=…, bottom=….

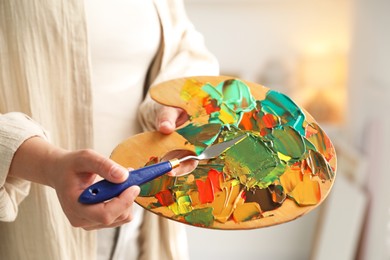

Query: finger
left=175, top=108, right=189, bottom=127
left=103, top=185, right=140, bottom=216
left=75, top=149, right=129, bottom=183
left=156, top=106, right=188, bottom=134
left=81, top=185, right=140, bottom=226
left=82, top=209, right=133, bottom=230
left=74, top=186, right=140, bottom=229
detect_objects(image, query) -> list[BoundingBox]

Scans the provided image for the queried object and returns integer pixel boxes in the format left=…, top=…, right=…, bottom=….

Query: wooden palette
left=110, top=76, right=337, bottom=230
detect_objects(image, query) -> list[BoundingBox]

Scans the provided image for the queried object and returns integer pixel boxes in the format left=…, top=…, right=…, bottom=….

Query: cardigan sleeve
left=0, top=112, right=49, bottom=222
left=138, top=0, right=219, bottom=131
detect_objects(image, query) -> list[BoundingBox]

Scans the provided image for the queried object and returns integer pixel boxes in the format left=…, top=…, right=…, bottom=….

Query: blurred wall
left=347, top=0, right=390, bottom=259
left=185, top=0, right=351, bottom=86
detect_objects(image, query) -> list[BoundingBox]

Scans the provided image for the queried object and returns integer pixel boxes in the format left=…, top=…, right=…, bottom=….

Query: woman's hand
left=9, top=137, right=140, bottom=230
left=155, top=104, right=188, bottom=134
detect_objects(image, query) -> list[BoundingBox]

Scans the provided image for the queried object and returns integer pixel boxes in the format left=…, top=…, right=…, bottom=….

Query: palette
left=111, top=76, right=336, bottom=230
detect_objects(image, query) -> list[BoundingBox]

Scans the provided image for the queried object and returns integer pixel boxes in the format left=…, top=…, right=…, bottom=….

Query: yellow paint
left=233, top=202, right=262, bottom=222
left=218, top=105, right=236, bottom=124
left=212, top=181, right=244, bottom=223
left=288, top=173, right=321, bottom=205
left=180, top=79, right=208, bottom=101
left=279, top=166, right=303, bottom=193
left=188, top=190, right=200, bottom=206
left=277, top=151, right=292, bottom=162
left=169, top=195, right=192, bottom=215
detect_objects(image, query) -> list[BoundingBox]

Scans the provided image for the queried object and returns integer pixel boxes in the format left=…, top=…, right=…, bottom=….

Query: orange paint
left=279, top=165, right=303, bottom=193
left=239, top=110, right=255, bottom=130
left=288, top=173, right=321, bottom=205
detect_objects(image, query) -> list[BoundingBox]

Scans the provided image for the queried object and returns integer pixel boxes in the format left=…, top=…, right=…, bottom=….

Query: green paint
left=224, top=135, right=283, bottom=189
left=184, top=207, right=214, bottom=227
left=139, top=175, right=174, bottom=196
left=177, top=123, right=221, bottom=154
left=261, top=90, right=306, bottom=135
left=304, top=138, right=318, bottom=153
left=267, top=126, right=306, bottom=162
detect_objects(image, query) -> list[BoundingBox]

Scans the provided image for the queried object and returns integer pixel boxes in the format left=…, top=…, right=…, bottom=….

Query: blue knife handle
left=78, top=161, right=173, bottom=204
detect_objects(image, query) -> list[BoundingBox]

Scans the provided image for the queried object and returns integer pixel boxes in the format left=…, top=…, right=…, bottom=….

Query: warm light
left=297, top=51, right=348, bottom=124
left=300, top=52, right=347, bottom=89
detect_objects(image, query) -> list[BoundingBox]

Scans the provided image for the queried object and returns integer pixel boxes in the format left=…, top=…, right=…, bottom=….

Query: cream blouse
left=85, top=0, right=160, bottom=259
left=0, top=1, right=219, bottom=259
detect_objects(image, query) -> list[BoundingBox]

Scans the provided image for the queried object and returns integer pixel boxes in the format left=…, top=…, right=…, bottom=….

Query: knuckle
left=74, top=149, right=111, bottom=173
left=77, top=148, right=95, bottom=158
left=69, top=219, right=83, bottom=228
left=73, top=149, right=95, bottom=165
left=118, top=212, right=133, bottom=223
left=122, top=199, right=133, bottom=209
left=97, top=213, right=113, bottom=226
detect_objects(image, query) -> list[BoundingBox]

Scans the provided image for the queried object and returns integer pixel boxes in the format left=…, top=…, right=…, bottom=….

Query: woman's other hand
left=155, top=105, right=188, bottom=134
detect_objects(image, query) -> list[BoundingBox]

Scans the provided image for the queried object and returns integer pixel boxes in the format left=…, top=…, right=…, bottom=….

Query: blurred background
left=183, top=0, right=390, bottom=259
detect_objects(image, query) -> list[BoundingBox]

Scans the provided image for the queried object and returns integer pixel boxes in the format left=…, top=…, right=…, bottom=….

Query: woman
left=0, top=0, right=219, bottom=259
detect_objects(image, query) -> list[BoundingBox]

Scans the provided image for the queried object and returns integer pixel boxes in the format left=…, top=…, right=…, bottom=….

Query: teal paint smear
left=201, top=83, right=223, bottom=106
left=216, top=79, right=257, bottom=113
left=261, top=90, right=306, bottom=135
left=201, top=79, right=257, bottom=126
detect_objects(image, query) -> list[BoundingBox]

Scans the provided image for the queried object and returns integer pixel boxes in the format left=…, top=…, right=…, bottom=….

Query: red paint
left=155, top=190, right=175, bottom=206
left=262, top=113, right=279, bottom=128
left=241, top=190, right=247, bottom=200
left=196, top=178, right=214, bottom=204
left=196, top=169, right=223, bottom=204
left=203, top=97, right=220, bottom=114
left=208, top=168, right=222, bottom=192
left=260, top=128, right=270, bottom=137
left=239, top=111, right=254, bottom=130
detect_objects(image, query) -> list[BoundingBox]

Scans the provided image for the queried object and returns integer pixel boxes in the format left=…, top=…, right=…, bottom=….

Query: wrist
left=9, top=137, right=66, bottom=188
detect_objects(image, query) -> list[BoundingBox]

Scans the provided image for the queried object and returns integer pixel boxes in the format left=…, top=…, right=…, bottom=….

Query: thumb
left=81, top=150, right=129, bottom=183
left=105, top=164, right=129, bottom=183
left=157, top=106, right=188, bottom=134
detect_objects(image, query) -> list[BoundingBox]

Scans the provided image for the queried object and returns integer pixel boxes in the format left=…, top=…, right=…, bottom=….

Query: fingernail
left=111, top=165, right=128, bottom=179
left=132, top=186, right=140, bottom=197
